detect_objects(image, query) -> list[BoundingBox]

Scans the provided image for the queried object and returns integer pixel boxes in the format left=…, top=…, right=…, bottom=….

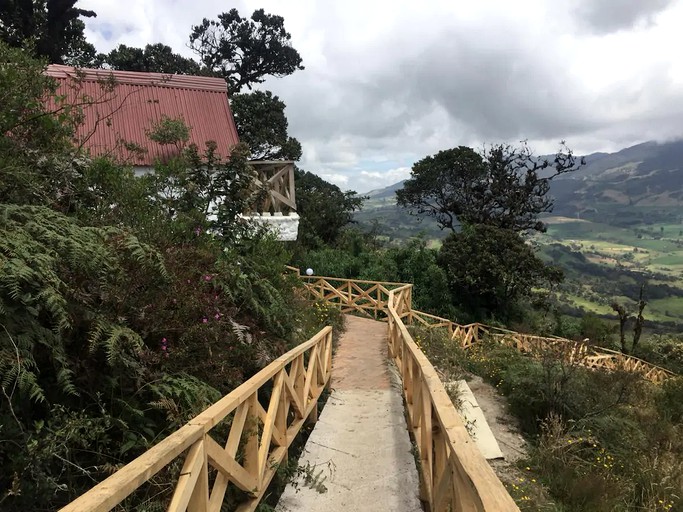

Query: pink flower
left=202, top=317, right=208, bottom=323
left=214, top=313, right=221, bottom=320
left=204, top=275, right=212, bottom=281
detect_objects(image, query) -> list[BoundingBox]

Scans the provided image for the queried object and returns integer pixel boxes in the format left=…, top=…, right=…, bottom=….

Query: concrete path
left=276, top=315, right=422, bottom=512
left=454, top=380, right=504, bottom=460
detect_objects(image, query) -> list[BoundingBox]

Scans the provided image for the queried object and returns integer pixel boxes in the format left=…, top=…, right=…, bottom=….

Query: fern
left=148, top=373, right=221, bottom=427
left=0, top=204, right=165, bottom=403
left=229, top=318, right=253, bottom=345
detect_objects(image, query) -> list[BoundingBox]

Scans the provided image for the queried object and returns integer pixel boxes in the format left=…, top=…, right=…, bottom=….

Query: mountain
left=551, top=140, right=683, bottom=225
left=356, top=139, right=683, bottom=237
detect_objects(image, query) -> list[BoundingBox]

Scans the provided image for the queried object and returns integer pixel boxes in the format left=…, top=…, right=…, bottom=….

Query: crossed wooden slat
left=60, top=327, right=333, bottom=512
left=249, top=161, right=296, bottom=213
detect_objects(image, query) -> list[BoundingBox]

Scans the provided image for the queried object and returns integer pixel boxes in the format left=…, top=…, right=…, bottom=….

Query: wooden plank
left=191, top=327, right=331, bottom=430
left=205, top=436, right=258, bottom=494
left=168, top=439, right=206, bottom=512
left=59, top=423, right=204, bottom=512
left=302, top=344, right=319, bottom=404
left=258, top=371, right=284, bottom=478
left=282, top=368, right=305, bottom=418
left=187, top=441, right=210, bottom=512
left=243, top=394, right=260, bottom=492
left=209, top=402, right=250, bottom=512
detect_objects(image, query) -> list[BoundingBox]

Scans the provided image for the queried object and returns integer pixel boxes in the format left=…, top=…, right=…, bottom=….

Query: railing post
left=244, top=394, right=260, bottom=492
left=187, top=439, right=210, bottom=512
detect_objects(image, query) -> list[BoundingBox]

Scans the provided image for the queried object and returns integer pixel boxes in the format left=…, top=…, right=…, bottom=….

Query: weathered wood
left=249, top=161, right=297, bottom=214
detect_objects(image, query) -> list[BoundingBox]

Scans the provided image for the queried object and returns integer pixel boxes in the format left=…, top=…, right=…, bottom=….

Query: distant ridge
left=356, top=139, right=683, bottom=237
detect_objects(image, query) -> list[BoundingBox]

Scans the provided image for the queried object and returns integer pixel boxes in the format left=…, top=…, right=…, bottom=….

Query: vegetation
left=2, top=3, right=682, bottom=511
left=188, top=8, right=304, bottom=94
left=0, top=40, right=340, bottom=510
left=231, top=90, right=302, bottom=160
left=396, top=142, right=584, bottom=233
left=0, top=0, right=97, bottom=65
left=413, top=326, right=683, bottom=512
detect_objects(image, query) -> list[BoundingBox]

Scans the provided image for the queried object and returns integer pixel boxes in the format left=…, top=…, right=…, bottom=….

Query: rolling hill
left=357, top=139, right=683, bottom=237
left=354, top=139, right=683, bottom=325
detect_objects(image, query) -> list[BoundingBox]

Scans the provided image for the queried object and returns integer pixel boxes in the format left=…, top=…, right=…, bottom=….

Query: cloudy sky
left=80, top=0, right=683, bottom=192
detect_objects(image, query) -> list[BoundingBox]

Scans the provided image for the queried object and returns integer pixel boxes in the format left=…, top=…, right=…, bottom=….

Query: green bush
left=462, top=341, right=682, bottom=511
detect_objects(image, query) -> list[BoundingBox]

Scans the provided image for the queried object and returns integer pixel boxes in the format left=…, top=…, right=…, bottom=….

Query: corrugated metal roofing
left=45, top=64, right=240, bottom=166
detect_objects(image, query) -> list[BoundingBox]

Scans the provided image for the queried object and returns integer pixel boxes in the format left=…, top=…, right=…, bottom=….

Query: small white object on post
left=305, top=268, right=314, bottom=276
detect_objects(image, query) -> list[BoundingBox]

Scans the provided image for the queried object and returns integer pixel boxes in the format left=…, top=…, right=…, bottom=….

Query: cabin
left=45, top=65, right=299, bottom=241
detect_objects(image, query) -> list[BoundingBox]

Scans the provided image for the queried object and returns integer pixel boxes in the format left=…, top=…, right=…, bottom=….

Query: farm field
left=537, top=216, right=683, bottom=326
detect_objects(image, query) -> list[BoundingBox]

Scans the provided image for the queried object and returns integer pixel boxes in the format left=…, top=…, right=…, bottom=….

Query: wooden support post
left=187, top=439, right=210, bottom=512
left=244, top=394, right=260, bottom=492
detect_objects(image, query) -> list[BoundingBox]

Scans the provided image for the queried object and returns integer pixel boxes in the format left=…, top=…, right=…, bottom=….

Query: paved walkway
left=276, top=315, right=422, bottom=512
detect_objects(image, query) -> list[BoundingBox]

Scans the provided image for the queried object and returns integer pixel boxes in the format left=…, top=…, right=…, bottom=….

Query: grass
left=538, top=217, right=683, bottom=327
left=418, top=331, right=683, bottom=512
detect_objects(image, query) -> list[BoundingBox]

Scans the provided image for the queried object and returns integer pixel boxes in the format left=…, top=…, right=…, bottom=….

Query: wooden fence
left=60, top=327, right=333, bottom=512
left=300, top=274, right=410, bottom=319
left=387, top=285, right=520, bottom=511
left=249, top=161, right=296, bottom=215
left=295, top=273, right=675, bottom=384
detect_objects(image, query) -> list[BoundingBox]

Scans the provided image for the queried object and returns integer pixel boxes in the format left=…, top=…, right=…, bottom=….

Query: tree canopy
left=438, top=224, right=563, bottom=317
left=294, top=168, right=365, bottom=248
left=0, top=0, right=97, bottom=65
left=101, top=43, right=202, bottom=74
left=189, top=8, right=304, bottom=93
left=397, top=142, right=585, bottom=233
left=231, top=90, right=302, bottom=160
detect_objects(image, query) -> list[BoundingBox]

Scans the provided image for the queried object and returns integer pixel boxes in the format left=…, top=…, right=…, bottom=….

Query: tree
left=397, top=142, right=585, bottom=233
left=189, top=8, right=303, bottom=93
left=294, top=169, right=365, bottom=248
left=102, top=43, right=202, bottom=74
left=0, top=0, right=97, bottom=65
left=0, top=41, right=78, bottom=205
left=611, top=284, right=647, bottom=354
left=231, top=90, right=302, bottom=160
left=438, top=224, right=563, bottom=318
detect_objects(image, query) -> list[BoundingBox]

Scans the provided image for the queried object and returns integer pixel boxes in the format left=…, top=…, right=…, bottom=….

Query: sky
left=80, top=0, right=683, bottom=193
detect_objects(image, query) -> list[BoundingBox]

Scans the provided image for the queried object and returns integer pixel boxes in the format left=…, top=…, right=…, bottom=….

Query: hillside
left=355, top=140, right=683, bottom=325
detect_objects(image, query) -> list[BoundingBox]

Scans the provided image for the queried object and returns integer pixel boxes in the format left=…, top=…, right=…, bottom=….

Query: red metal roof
left=45, top=64, right=239, bottom=166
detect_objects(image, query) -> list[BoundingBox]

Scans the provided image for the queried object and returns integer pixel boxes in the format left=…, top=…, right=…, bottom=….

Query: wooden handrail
left=296, top=274, right=675, bottom=384
left=60, top=326, right=333, bottom=512
left=387, top=288, right=520, bottom=511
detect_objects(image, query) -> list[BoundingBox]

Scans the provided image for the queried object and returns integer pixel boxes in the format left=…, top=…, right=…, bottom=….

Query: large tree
left=294, top=169, right=365, bottom=248
left=189, top=8, right=304, bottom=93
left=0, top=0, right=97, bottom=65
left=438, top=224, right=563, bottom=317
left=397, top=142, right=584, bottom=233
left=231, top=90, right=302, bottom=160
left=101, top=43, right=202, bottom=74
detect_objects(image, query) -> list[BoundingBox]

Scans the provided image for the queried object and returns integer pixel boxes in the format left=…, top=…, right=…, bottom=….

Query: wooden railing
left=249, top=161, right=296, bottom=215
left=387, top=286, right=520, bottom=511
left=61, top=327, right=333, bottom=512
left=300, top=274, right=410, bottom=319
left=407, top=309, right=675, bottom=384
left=293, top=273, right=675, bottom=385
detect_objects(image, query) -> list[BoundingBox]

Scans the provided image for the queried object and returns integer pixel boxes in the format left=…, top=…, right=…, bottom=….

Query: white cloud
left=80, top=0, right=683, bottom=191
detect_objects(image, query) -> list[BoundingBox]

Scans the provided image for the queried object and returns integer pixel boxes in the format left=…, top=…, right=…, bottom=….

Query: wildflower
left=214, top=313, right=221, bottom=320
left=202, top=317, right=208, bottom=323
left=204, top=275, right=212, bottom=281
